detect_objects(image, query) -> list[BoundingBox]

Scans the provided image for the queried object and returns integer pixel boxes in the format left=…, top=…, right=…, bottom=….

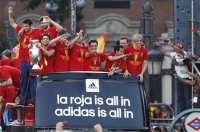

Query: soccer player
left=37, top=16, right=64, bottom=40
left=48, top=31, right=70, bottom=72
left=0, top=50, right=12, bottom=67
left=123, top=33, right=148, bottom=82
left=84, top=40, right=107, bottom=71
left=37, top=34, right=55, bottom=74
left=104, top=45, right=127, bottom=76
left=8, top=7, right=40, bottom=105
left=0, top=66, right=20, bottom=127
left=68, top=30, right=88, bottom=71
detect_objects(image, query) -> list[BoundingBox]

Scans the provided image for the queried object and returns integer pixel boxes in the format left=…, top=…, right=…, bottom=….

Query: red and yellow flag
left=97, top=33, right=108, bottom=53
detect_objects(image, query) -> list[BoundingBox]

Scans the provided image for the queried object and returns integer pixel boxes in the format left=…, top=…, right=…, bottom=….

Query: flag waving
left=97, top=33, right=108, bottom=53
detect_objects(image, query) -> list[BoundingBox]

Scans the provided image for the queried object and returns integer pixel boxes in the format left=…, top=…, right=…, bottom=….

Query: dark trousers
left=20, top=61, right=37, bottom=105
left=176, top=79, right=192, bottom=114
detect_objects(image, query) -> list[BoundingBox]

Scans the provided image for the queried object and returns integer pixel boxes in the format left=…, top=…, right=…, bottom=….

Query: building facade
left=0, top=0, right=174, bottom=104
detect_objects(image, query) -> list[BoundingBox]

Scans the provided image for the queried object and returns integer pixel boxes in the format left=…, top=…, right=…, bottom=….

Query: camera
left=164, top=39, right=169, bottom=42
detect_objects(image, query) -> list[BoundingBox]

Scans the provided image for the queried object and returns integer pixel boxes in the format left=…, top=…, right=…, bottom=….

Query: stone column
left=159, top=34, right=174, bottom=104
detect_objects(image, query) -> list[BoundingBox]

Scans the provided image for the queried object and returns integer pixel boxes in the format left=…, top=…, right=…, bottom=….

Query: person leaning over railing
left=172, top=70, right=200, bottom=108
left=154, top=40, right=192, bottom=113
left=171, top=48, right=200, bottom=73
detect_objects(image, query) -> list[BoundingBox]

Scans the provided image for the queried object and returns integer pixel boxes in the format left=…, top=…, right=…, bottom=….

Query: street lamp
left=76, top=0, right=85, bottom=8
left=45, top=0, right=59, bottom=21
left=148, top=48, right=164, bottom=75
left=71, top=0, right=85, bottom=36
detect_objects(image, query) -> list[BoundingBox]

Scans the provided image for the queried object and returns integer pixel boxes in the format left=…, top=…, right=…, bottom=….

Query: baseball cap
left=176, top=43, right=184, bottom=49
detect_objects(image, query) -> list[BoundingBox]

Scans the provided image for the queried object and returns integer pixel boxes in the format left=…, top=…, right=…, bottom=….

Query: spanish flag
left=97, top=33, right=108, bottom=53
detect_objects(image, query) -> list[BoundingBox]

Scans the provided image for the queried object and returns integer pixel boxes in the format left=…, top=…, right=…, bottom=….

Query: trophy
left=29, top=40, right=41, bottom=70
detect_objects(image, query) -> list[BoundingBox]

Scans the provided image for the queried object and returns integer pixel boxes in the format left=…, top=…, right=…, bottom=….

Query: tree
left=20, top=0, right=83, bottom=24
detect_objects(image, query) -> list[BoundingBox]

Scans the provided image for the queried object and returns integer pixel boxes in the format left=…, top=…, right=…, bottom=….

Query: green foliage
left=20, top=0, right=83, bottom=24
left=0, top=35, right=8, bottom=53
left=56, top=0, right=70, bottom=23
left=21, top=0, right=46, bottom=10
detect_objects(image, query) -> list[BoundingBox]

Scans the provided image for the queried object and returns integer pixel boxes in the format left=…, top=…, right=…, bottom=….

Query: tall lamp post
left=71, top=0, right=76, bottom=36
left=71, top=0, right=85, bottom=36
left=140, top=1, right=155, bottom=101
left=141, top=1, right=155, bottom=50
left=148, top=47, right=164, bottom=102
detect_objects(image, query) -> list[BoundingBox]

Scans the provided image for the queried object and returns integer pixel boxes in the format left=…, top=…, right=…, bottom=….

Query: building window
left=94, top=0, right=130, bottom=9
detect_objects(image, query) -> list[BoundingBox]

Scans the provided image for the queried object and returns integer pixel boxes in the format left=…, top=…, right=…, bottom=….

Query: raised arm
left=49, top=34, right=69, bottom=47
left=68, top=30, right=84, bottom=49
left=167, top=40, right=184, bottom=55
left=108, top=54, right=129, bottom=61
left=8, top=7, right=17, bottom=29
left=44, top=16, right=63, bottom=32
left=154, top=42, right=171, bottom=58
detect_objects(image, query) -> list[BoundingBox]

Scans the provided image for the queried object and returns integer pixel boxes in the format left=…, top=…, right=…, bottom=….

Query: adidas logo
left=86, top=79, right=99, bottom=92
left=88, top=83, right=97, bottom=89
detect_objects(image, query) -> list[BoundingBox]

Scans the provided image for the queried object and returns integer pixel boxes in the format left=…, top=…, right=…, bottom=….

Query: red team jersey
left=84, top=50, right=107, bottom=71
left=38, top=47, right=55, bottom=75
left=37, top=26, right=58, bottom=40
left=11, top=59, right=20, bottom=69
left=0, top=59, right=20, bottom=69
left=69, top=43, right=87, bottom=71
left=16, top=26, right=40, bottom=63
left=104, top=52, right=126, bottom=72
left=0, top=66, right=20, bottom=88
left=0, top=59, right=12, bottom=67
left=54, top=41, right=70, bottom=72
left=124, top=46, right=148, bottom=75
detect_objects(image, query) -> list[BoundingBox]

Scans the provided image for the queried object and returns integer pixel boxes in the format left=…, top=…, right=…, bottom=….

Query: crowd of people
left=0, top=5, right=199, bottom=131
left=155, top=40, right=200, bottom=112
left=0, top=6, right=149, bottom=130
